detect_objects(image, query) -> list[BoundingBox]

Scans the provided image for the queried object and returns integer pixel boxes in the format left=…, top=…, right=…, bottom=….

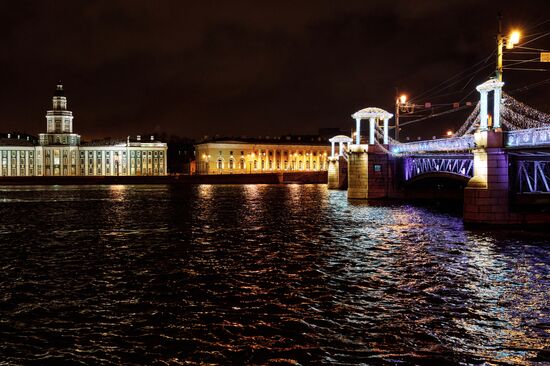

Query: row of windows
left=216, top=160, right=323, bottom=170
left=219, top=150, right=325, bottom=157
left=0, top=149, right=166, bottom=176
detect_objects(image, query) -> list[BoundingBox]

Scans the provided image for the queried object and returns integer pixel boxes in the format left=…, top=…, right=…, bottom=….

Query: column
left=331, top=141, right=335, bottom=157
left=369, top=117, right=375, bottom=145
left=493, top=87, right=502, bottom=129
left=383, top=118, right=389, bottom=144
left=25, top=151, right=29, bottom=176
left=355, top=118, right=361, bottom=145
left=16, top=151, right=20, bottom=176
left=338, top=142, right=343, bottom=156
left=479, top=90, right=488, bottom=131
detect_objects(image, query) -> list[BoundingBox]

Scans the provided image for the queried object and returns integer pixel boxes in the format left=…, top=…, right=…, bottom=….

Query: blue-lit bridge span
left=327, top=78, right=550, bottom=225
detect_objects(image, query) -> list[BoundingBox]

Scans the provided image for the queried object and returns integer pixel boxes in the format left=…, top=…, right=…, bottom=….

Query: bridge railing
left=505, top=126, right=550, bottom=148
left=391, top=135, right=475, bottom=155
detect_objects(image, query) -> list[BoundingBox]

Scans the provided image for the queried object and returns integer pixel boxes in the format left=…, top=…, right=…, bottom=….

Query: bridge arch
left=405, top=171, right=471, bottom=185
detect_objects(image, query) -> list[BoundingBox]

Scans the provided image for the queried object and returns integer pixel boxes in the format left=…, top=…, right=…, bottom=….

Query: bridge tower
left=347, top=108, right=394, bottom=199
left=464, top=78, right=512, bottom=224
left=328, top=135, right=352, bottom=189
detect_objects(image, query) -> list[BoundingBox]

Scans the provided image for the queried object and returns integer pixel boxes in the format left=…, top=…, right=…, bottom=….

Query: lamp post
left=395, top=94, right=407, bottom=142
left=496, top=16, right=520, bottom=81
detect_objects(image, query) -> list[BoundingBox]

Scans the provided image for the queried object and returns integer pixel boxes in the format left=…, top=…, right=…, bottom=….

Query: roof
left=197, top=135, right=330, bottom=147
left=0, top=138, right=35, bottom=147
left=351, top=107, right=393, bottom=120
left=329, top=135, right=352, bottom=143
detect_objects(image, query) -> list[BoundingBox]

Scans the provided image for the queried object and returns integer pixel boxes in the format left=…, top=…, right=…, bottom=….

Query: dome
left=351, top=107, right=393, bottom=120
left=329, top=135, right=353, bottom=143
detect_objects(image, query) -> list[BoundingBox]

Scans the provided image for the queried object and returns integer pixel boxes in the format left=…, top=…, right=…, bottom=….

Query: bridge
left=328, top=78, right=550, bottom=225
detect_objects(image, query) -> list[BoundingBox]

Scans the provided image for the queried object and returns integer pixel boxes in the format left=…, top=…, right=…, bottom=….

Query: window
left=229, top=159, right=234, bottom=169
left=240, top=159, right=245, bottom=169
left=53, top=150, right=60, bottom=165
left=217, top=158, right=223, bottom=169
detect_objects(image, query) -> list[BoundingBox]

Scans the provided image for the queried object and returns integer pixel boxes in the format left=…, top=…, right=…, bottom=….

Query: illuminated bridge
left=328, top=78, right=550, bottom=225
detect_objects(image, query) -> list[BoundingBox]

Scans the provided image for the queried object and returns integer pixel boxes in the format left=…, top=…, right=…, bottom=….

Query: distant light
left=446, top=130, right=453, bottom=137
left=399, top=94, right=407, bottom=104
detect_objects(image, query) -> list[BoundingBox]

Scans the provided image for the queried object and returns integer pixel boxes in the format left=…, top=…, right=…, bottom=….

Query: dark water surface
left=0, top=184, right=548, bottom=365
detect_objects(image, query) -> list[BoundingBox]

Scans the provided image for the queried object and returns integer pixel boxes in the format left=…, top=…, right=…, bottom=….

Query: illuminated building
left=0, top=83, right=167, bottom=176
left=195, top=137, right=330, bottom=174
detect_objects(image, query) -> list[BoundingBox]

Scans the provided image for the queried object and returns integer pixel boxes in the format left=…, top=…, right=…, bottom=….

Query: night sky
left=1, top=0, right=549, bottom=141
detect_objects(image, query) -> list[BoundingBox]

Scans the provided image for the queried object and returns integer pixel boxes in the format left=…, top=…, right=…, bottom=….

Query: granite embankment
left=0, top=171, right=327, bottom=185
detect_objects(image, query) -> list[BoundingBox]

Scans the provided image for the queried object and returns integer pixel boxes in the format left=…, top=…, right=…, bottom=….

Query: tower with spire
left=39, top=82, right=80, bottom=146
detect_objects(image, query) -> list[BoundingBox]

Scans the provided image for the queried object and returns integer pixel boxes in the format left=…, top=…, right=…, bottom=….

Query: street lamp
left=395, top=94, right=407, bottom=142
left=497, top=25, right=521, bottom=81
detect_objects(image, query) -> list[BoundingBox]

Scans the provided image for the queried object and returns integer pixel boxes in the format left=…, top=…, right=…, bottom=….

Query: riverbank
left=0, top=171, right=328, bottom=185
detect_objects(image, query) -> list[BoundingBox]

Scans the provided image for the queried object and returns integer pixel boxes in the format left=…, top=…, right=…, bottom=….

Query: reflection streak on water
left=0, top=184, right=548, bottom=365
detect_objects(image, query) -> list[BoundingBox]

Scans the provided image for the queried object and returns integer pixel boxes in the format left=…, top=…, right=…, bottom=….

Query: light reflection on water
left=0, top=184, right=548, bottom=365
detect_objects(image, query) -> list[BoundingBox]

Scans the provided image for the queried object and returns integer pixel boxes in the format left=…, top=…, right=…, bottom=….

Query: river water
left=0, top=184, right=548, bottom=365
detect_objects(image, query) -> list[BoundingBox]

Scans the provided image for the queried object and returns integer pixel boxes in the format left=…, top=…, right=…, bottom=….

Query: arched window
left=217, top=158, right=223, bottom=169
left=240, top=159, right=245, bottom=169
left=229, top=159, right=234, bottom=169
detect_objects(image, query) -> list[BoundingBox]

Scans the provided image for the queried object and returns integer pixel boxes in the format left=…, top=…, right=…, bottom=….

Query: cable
left=519, top=31, right=550, bottom=47
left=508, top=78, right=550, bottom=95
left=399, top=104, right=473, bottom=127
left=407, top=51, right=495, bottom=103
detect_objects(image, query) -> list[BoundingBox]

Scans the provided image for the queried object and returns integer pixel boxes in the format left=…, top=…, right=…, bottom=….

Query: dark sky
left=1, top=0, right=549, bottom=140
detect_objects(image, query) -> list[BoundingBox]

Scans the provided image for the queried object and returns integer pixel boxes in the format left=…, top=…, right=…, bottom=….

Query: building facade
left=195, top=138, right=330, bottom=174
left=0, top=84, right=167, bottom=177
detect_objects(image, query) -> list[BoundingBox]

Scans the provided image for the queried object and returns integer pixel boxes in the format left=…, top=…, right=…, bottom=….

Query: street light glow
left=446, top=130, right=453, bottom=137
left=399, top=94, right=407, bottom=104
left=507, top=30, right=520, bottom=49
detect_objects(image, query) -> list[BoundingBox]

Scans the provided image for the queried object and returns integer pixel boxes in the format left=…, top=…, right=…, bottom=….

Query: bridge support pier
left=348, top=144, right=392, bottom=199
left=328, top=156, right=348, bottom=190
left=328, top=158, right=340, bottom=189
left=463, top=130, right=521, bottom=225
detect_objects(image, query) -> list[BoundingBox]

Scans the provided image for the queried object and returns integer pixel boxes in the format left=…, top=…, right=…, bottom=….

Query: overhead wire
left=407, top=51, right=495, bottom=104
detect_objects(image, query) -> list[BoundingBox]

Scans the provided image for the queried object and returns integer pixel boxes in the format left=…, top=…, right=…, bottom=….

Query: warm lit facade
left=195, top=138, right=331, bottom=174
left=0, top=84, right=167, bottom=177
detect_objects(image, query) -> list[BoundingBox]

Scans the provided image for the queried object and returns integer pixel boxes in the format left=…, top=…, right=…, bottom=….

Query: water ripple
left=0, top=184, right=548, bottom=365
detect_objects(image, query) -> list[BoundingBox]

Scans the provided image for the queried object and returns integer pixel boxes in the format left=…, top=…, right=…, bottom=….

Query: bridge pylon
left=464, top=79, right=513, bottom=225
left=347, top=108, right=394, bottom=199
left=328, top=135, right=352, bottom=189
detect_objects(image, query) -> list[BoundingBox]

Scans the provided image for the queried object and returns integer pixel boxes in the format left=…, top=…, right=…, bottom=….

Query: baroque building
left=195, top=137, right=330, bottom=174
left=0, top=83, right=167, bottom=177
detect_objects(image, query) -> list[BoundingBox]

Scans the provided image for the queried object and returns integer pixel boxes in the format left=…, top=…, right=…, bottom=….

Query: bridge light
left=399, top=94, right=407, bottom=104
left=446, top=130, right=453, bottom=137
